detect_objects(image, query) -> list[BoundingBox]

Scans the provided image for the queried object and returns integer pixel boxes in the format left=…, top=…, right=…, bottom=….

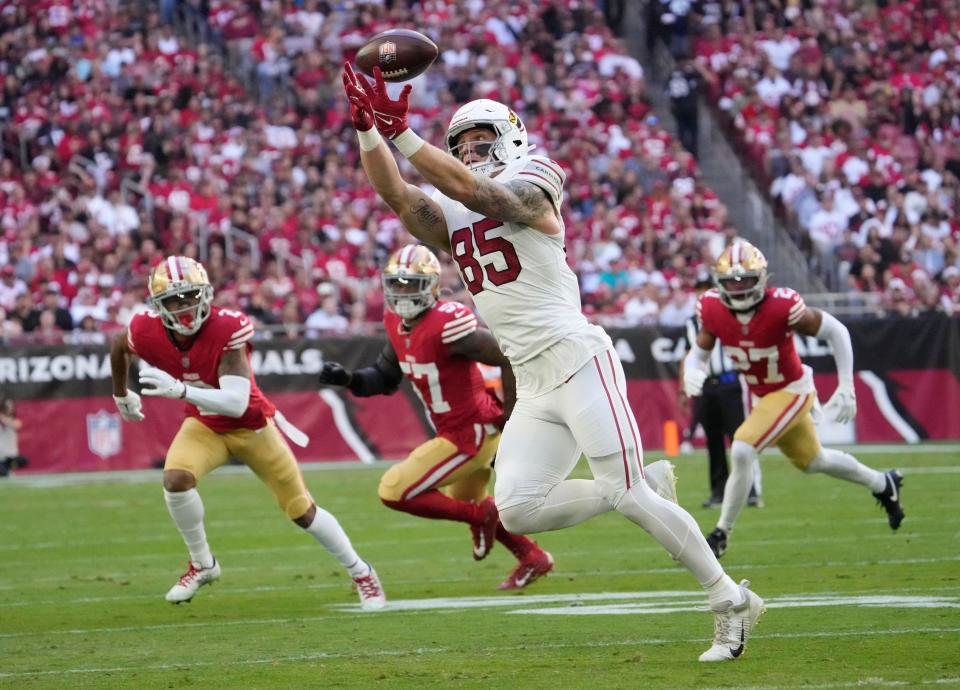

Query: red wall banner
left=4, top=315, right=958, bottom=473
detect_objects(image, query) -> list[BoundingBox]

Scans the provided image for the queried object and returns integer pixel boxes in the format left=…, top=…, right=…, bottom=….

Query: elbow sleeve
left=347, top=357, right=403, bottom=397
left=816, top=311, right=854, bottom=385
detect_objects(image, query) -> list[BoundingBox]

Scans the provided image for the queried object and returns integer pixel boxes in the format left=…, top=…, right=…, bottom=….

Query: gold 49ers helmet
left=383, top=244, right=441, bottom=320
left=148, top=256, right=214, bottom=335
left=713, top=240, right=769, bottom=311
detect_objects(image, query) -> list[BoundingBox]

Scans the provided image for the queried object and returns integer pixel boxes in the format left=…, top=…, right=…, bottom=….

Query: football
left=355, top=29, right=439, bottom=82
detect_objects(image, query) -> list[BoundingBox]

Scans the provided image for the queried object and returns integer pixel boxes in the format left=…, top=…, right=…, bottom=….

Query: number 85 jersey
left=698, top=287, right=807, bottom=397
left=433, top=154, right=610, bottom=394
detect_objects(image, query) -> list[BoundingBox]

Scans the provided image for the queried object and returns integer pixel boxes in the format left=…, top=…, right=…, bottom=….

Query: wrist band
left=357, top=128, right=382, bottom=151
left=392, top=128, right=425, bottom=158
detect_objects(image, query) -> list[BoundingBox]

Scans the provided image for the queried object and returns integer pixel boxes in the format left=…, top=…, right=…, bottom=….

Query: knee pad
left=730, top=440, right=757, bottom=469
left=283, top=494, right=312, bottom=520
left=378, top=464, right=404, bottom=502
left=498, top=501, right=536, bottom=535
left=595, top=477, right=626, bottom=507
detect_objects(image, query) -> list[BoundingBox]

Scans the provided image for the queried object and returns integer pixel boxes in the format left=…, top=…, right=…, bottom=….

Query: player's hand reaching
left=824, top=385, right=856, bottom=424
left=319, top=361, right=352, bottom=387
left=342, top=62, right=374, bottom=132
left=139, top=366, right=187, bottom=400
left=113, top=390, right=145, bottom=421
left=342, top=63, right=411, bottom=139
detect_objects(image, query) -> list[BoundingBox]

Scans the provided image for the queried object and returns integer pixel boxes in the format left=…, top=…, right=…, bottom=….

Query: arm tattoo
left=470, top=177, right=553, bottom=226
left=410, top=198, right=444, bottom=229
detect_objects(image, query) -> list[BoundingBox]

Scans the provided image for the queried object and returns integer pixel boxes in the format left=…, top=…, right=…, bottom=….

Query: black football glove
left=319, top=361, right=352, bottom=387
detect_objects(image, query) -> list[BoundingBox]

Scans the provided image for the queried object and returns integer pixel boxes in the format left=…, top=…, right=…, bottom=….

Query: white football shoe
left=353, top=563, right=386, bottom=611
left=165, top=558, right=221, bottom=603
left=644, top=459, right=679, bottom=504
left=699, top=580, right=765, bottom=662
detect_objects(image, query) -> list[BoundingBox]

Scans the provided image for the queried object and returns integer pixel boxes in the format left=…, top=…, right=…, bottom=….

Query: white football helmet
left=446, top=99, right=531, bottom=176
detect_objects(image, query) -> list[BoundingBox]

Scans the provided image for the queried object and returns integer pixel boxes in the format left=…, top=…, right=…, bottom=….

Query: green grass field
left=1, top=446, right=958, bottom=689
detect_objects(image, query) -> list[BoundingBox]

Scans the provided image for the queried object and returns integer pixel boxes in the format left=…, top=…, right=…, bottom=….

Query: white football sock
left=497, top=479, right=613, bottom=535
left=805, top=447, right=886, bottom=492
left=717, top=440, right=758, bottom=533
left=612, top=478, right=727, bottom=588
left=163, top=489, right=214, bottom=569
left=304, top=506, right=367, bottom=576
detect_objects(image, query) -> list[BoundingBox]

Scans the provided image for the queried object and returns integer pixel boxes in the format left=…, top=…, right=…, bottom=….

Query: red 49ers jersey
left=698, top=287, right=807, bottom=396
left=127, top=306, right=276, bottom=432
left=384, top=300, right=503, bottom=451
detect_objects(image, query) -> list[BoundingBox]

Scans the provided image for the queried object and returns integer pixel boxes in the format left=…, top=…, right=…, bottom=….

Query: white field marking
left=4, top=555, right=959, bottom=606
left=329, top=591, right=960, bottom=614
left=698, top=678, right=960, bottom=690
left=5, top=586, right=960, bottom=641
left=1, top=443, right=958, bottom=489
left=1, top=630, right=959, bottom=681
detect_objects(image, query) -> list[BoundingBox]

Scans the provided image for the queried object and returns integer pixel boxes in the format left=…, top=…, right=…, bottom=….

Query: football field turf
left=1, top=446, right=958, bottom=689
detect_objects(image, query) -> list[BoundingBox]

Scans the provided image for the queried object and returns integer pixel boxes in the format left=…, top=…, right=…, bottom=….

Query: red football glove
left=349, top=65, right=413, bottom=139
left=342, top=62, right=374, bottom=132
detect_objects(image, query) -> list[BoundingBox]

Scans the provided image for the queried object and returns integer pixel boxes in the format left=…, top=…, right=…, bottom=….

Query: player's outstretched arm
left=795, top=306, right=857, bottom=422
left=321, top=342, right=404, bottom=397
left=447, top=328, right=517, bottom=421
left=342, top=64, right=450, bottom=252
left=346, top=64, right=560, bottom=235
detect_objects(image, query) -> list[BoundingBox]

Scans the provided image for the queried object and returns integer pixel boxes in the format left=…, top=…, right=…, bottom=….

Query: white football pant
left=495, top=347, right=725, bottom=587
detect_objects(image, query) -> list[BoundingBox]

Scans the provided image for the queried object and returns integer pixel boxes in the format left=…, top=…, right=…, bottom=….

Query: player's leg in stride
left=161, top=420, right=228, bottom=604
left=240, top=421, right=385, bottom=611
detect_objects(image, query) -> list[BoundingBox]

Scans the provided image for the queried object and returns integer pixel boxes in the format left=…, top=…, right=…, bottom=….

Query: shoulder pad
left=213, top=308, right=255, bottom=351
left=513, top=155, right=565, bottom=206
left=436, top=301, right=478, bottom=344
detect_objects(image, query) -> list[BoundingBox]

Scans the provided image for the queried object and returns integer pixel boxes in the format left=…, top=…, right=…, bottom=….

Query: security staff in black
left=679, top=288, right=762, bottom=508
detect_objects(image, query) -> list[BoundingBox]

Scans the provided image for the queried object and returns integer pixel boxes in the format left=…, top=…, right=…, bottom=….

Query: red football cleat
left=470, top=497, right=498, bottom=561
left=497, top=547, right=554, bottom=590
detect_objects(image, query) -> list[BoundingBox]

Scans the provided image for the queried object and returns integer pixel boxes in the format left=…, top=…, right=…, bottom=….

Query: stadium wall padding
left=4, top=315, right=958, bottom=473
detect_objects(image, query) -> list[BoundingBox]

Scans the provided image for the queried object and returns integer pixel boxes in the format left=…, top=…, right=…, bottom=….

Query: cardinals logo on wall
left=87, top=410, right=122, bottom=459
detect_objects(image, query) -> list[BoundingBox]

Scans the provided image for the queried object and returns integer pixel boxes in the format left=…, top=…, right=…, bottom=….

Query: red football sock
left=382, top=490, right=483, bottom=524
left=495, top=522, right=537, bottom=559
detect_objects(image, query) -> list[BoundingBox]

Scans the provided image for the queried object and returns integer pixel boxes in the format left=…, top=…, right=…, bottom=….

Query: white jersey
left=434, top=154, right=610, bottom=397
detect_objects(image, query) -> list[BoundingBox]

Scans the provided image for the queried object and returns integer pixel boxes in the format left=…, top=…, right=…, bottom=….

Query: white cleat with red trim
left=165, top=558, right=221, bottom=603
left=353, top=564, right=387, bottom=611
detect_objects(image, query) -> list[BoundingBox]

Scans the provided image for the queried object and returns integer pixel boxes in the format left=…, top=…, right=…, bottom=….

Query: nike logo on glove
left=375, top=113, right=396, bottom=127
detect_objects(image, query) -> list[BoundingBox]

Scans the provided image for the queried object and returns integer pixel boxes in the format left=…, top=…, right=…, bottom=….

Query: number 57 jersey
left=697, top=286, right=808, bottom=397
left=433, top=155, right=610, bottom=396
left=384, top=300, right=503, bottom=454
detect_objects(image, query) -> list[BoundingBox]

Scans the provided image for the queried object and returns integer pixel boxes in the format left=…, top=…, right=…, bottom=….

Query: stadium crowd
left=0, top=0, right=738, bottom=343
left=652, top=0, right=960, bottom=316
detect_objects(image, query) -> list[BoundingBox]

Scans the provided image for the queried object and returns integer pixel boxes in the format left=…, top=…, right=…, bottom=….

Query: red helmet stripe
left=399, top=245, right=416, bottom=270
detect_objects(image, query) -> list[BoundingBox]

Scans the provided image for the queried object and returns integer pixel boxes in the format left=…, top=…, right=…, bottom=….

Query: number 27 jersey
left=697, top=287, right=807, bottom=397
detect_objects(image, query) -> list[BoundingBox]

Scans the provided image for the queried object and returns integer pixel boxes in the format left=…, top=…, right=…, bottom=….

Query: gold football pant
left=378, top=431, right=500, bottom=503
left=734, top=390, right=821, bottom=469
left=165, top=417, right=313, bottom=519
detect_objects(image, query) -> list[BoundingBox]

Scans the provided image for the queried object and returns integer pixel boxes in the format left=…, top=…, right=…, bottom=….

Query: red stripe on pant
left=756, top=393, right=808, bottom=450
left=606, top=349, right=643, bottom=479
left=594, top=355, right=631, bottom=490
left=402, top=450, right=471, bottom=500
